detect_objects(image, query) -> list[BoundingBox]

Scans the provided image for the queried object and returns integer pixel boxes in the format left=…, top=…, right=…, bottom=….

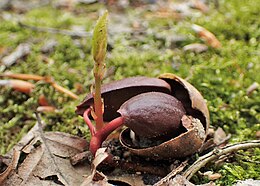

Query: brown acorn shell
left=119, top=73, right=209, bottom=159
left=159, top=73, right=209, bottom=133
left=120, top=115, right=206, bottom=159
left=76, top=77, right=171, bottom=121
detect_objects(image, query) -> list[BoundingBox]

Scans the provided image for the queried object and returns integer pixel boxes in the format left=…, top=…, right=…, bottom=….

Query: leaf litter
left=0, top=114, right=90, bottom=186
left=0, top=114, right=145, bottom=186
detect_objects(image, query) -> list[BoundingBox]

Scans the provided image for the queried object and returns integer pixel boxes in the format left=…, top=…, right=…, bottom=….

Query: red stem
left=90, top=116, right=124, bottom=155
left=83, top=108, right=96, bottom=136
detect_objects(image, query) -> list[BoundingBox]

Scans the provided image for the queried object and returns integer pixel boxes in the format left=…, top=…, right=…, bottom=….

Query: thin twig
left=0, top=150, right=20, bottom=185
left=153, top=160, right=188, bottom=186
left=182, top=140, right=260, bottom=180
left=18, top=22, right=91, bottom=38
left=1, top=73, right=78, bottom=99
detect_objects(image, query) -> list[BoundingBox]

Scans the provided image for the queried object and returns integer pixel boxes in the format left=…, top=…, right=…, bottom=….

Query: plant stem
left=89, top=116, right=124, bottom=155
left=93, top=74, right=104, bottom=131
left=83, top=108, right=96, bottom=136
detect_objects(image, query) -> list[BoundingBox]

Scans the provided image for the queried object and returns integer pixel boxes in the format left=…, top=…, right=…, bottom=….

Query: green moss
left=0, top=0, right=259, bottom=184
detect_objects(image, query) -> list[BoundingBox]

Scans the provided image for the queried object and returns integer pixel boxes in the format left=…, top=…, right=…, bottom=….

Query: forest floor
left=0, top=0, right=259, bottom=185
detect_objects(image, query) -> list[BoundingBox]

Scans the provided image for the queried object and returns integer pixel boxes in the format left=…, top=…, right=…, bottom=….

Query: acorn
left=119, top=73, right=209, bottom=159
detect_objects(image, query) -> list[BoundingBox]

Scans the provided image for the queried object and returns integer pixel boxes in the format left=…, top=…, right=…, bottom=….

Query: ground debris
left=41, top=39, right=58, bottom=54
left=246, top=82, right=259, bottom=95
left=1, top=43, right=31, bottom=67
left=183, top=43, right=208, bottom=53
left=0, top=119, right=90, bottom=186
left=235, top=179, right=260, bottom=186
left=192, top=24, right=221, bottom=48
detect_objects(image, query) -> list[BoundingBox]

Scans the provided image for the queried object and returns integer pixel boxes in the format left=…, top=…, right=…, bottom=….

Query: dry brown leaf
left=1, top=121, right=90, bottom=186
left=192, top=24, right=221, bottom=48
left=214, top=127, right=228, bottom=145
left=80, top=148, right=109, bottom=185
left=80, top=147, right=145, bottom=186
left=1, top=120, right=145, bottom=186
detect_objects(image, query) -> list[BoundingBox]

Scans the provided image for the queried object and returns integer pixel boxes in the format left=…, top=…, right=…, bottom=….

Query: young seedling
left=91, top=10, right=108, bottom=131
left=81, top=12, right=209, bottom=159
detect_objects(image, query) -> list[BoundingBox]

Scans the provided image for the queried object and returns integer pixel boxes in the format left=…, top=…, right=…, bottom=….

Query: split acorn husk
left=119, top=73, right=209, bottom=159
left=76, top=76, right=171, bottom=120
left=76, top=73, right=209, bottom=159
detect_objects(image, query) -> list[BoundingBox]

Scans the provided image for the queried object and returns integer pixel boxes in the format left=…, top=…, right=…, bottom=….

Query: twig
left=0, top=150, right=20, bottom=185
left=50, top=82, right=79, bottom=100
left=1, top=73, right=78, bottom=99
left=182, top=140, right=260, bottom=180
left=18, top=22, right=91, bottom=38
left=153, top=160, right=188, bottom=186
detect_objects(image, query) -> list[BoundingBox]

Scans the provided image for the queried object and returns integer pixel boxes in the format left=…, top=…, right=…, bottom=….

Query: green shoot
left=92, top=10, right=108, bottom=131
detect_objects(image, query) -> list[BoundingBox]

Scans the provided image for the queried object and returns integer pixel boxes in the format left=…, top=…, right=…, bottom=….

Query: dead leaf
left=1, top=43, right=31, bottom=67
left=207, top=173, right=221, bottom=181
left=80, top=148, right=111, bottom=186
left=200, top=171, right=222, bottom=181
left=1, top=121, right=90, bottom=186
left=214, top=127, right=228, bottom=145
left=192, top=24, right=221, bottom=48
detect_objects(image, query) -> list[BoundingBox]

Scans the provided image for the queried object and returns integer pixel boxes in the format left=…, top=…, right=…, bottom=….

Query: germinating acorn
left=118, top=92, right=186, bottom=138
left=77, top=73, right=209, bottom=159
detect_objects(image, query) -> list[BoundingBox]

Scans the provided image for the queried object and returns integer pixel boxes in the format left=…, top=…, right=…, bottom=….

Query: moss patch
left=0, top=0, right=259, bottom=184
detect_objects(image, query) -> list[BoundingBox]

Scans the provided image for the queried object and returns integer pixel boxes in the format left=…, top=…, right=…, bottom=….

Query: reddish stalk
left=91, top=119, right=125, bottom=156
left=83, top=108, right=96, bottom=136
left=83, top=109, right=125, bottom=155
